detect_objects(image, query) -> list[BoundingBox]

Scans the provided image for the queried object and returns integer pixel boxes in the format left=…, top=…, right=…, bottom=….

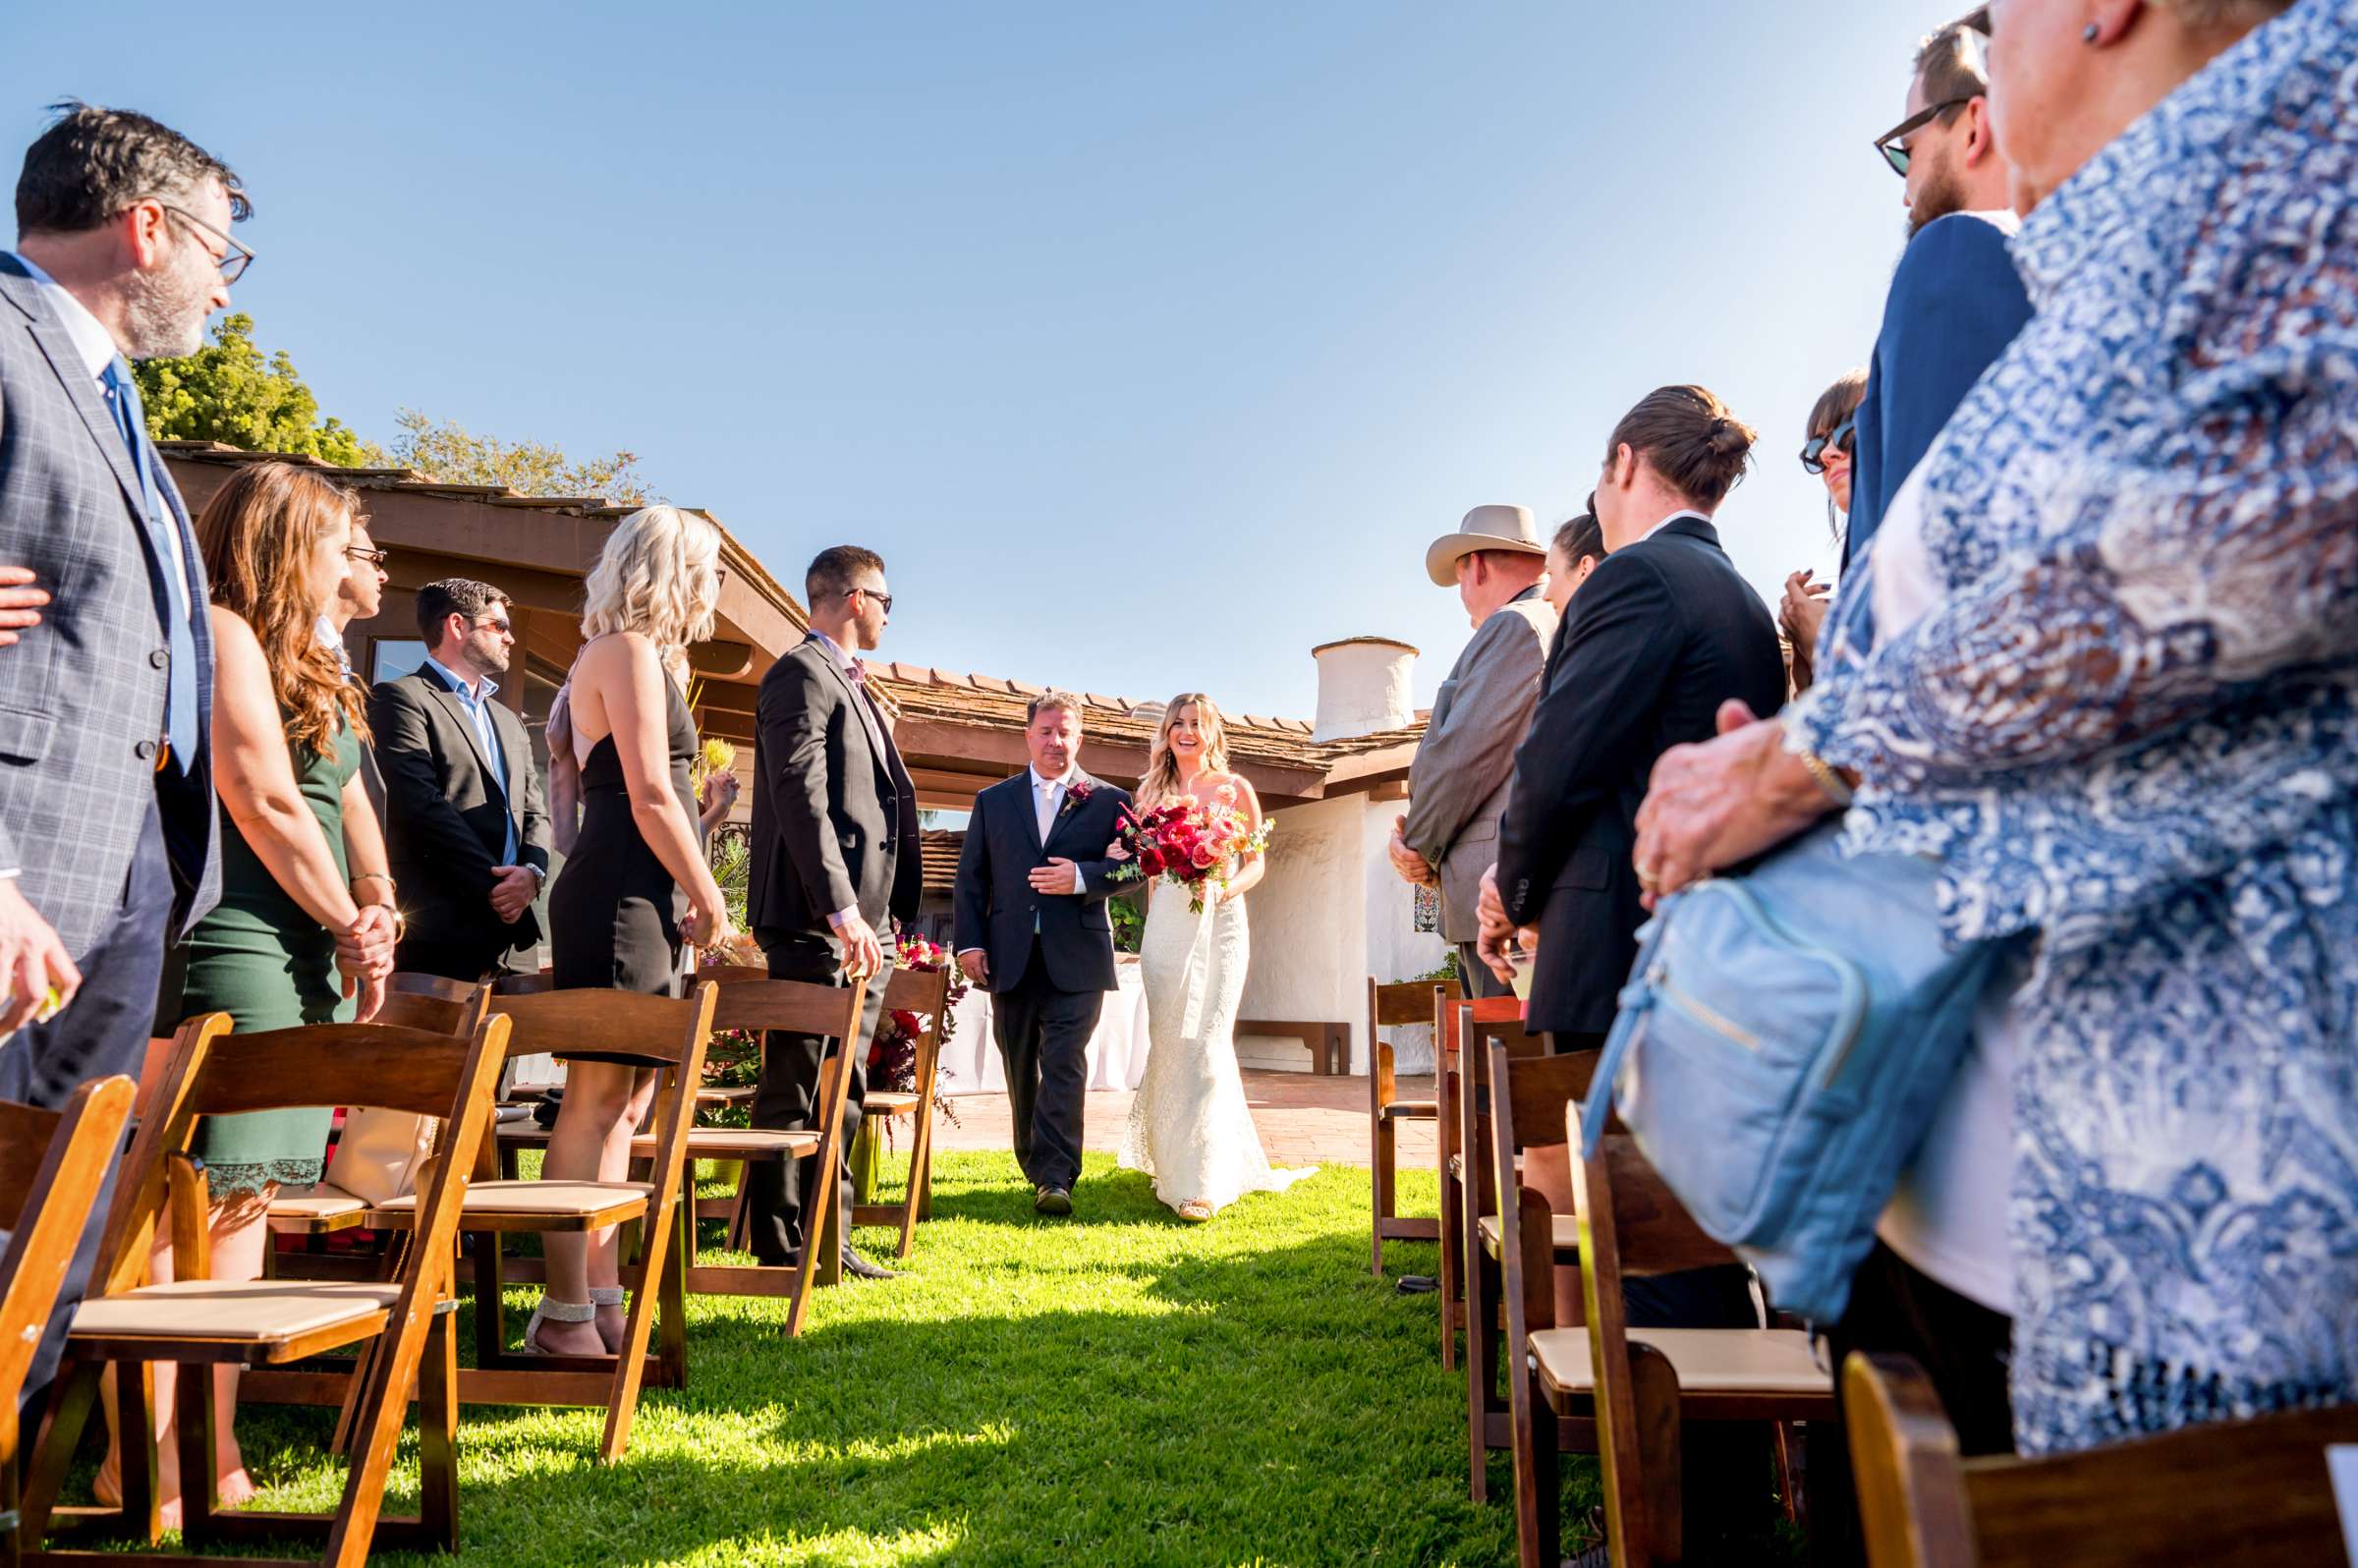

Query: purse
left=320, top=1106, right=439, bottom=1205
left=1577, top=820, right=2017, bottom=1325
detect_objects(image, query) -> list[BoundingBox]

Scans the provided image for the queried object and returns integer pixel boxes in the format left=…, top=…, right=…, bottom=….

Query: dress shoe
left=1394, top=1274, right=1439, bottom=1295
left=840, top=1246, right=904, bottom=1281
left=1034, top=1184, right=1073, bottom=1216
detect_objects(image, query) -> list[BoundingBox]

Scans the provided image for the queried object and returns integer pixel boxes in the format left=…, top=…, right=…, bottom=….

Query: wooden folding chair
left=1437, top=993, right=1525, bottom=1372
left=364, top=980, right=719, bottom=1464
left=849, top=964, right=949, bottom=1258
left=678, top=966, right=870, bottom=1323
left=1369, top=976, right=1458, bottom=1277
left=1844, top=1353, right=2358, bottom=1568
left=265, top=974, right=490, bottom=1251
left=21, top=1008, right=511, bottom=1567
left=0, top=1077, right=138, bottom=1567
left=1462, top=1027, right=1590, bottom=1502
left=1500, top=1081, right=1833, bottom=1568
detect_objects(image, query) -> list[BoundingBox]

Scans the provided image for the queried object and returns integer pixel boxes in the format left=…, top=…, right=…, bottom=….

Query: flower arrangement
left=1106, top=784, right=1272, bottom=913
left=868, top=933, right=967, bottom=1136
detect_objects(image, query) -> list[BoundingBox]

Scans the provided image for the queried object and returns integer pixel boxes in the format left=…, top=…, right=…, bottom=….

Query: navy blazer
left=951, top=772, right=1131, bottom=995
left=1841, top=212, right=2035, bottom=573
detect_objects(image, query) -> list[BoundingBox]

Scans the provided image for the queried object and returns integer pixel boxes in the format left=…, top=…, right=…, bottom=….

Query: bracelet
left=364, top=901, right=407, bottom=942
left=1795, top=746, right=1856, bottom=809
left=352, top=871, right=396, bottom=896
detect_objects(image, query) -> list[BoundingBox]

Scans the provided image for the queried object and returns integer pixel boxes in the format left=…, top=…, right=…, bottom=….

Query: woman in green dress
left=103, top=461, right=400, bottom=1520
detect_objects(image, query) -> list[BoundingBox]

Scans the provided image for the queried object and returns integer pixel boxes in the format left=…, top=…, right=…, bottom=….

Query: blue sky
left=6, top=1, right=1967, bottom=718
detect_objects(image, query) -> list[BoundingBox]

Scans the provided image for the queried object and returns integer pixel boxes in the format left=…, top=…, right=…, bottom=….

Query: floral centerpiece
left=1107, top=784, right=1272, bottom=913
left=869, top=933, right=967, bottom=1138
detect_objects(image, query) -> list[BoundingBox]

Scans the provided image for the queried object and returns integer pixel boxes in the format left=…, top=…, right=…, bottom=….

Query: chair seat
left=72, top=1280, right=402, bottom=1345
left=375, top=1178, right=654, bottom=1219
left=674, top=1127, right=819, bottom=1157
left=268, top=1184, right=370, bottom=1221
left=1478, top=1211, right=1579, bottom=1257
left=698, top=1085, right=757, bottom=1104
left=865, top=1090, right=921, bottom=1114
left=1380, top=1099, right=1438, bottom=1122
left=494, top=1123, right=815, bottom=1157
left=1529, top=1326, right=1828, bottom=1397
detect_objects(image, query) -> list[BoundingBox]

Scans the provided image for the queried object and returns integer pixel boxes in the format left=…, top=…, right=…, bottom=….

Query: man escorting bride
left=1116, top=695, right=1314, bottom=1221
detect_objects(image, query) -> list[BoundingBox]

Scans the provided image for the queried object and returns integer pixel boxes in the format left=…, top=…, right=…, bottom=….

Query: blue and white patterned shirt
left=1789, top=0, right=2358, bottom=1455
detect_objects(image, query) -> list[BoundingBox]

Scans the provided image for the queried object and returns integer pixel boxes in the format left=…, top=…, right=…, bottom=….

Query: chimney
left=1310, top=638, right=1418, bottom=743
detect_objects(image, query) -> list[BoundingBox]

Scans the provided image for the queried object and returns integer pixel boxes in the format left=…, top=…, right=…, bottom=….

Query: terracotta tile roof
left=867, top=660, right=1422, bottom=770
left=921, top=828, right=965, bottom=892
left=154, top=439, right=805, bottom=630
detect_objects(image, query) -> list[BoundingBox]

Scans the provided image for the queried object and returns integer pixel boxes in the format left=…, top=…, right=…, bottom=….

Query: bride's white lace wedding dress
left=1119, top=873, right=1316, bottom=1214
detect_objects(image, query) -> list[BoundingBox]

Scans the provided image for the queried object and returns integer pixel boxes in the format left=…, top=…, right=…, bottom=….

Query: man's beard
left=119, top=250, right=213, bottom=360
left=1907, top=151, right=1970, bottom=238
left=470, top=633, right=512, bottom=675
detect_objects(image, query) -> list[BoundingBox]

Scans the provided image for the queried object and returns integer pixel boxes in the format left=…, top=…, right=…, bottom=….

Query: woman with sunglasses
left=1778, top=368, right=1865, bottom=694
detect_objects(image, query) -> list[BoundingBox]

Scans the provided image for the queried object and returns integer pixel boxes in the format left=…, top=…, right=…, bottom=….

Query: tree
left=389, top=409, right=651, bottom=504
left=134, top=312, right=385, bottom=467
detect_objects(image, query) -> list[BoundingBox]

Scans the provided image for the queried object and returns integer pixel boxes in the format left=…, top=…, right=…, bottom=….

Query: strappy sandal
left=520, top=1295, right=596, bottom=1354
left=590, top=1285, right=627, bottom=1352
left=1176, top=1200, right=1214, bottom=1222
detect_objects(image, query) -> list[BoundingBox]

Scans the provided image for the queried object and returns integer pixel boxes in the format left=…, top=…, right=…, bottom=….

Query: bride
left=1117, top=693, right=1316, bottom=1221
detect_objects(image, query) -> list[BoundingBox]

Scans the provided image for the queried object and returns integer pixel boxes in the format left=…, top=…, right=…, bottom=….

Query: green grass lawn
left=66, top=1152, right=1627, bottom=1566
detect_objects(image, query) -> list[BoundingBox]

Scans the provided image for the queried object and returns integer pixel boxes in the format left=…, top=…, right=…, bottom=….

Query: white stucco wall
left=1362, top=801, right=1449, bottom=1072
left=1229, top=792, right=1447, bottom=1075
left=1236, top=794, right=1364, bottom=1073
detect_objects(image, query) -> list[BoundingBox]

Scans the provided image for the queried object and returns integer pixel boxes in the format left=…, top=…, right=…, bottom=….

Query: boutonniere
left=1059, top=779, right=1095, bottom=817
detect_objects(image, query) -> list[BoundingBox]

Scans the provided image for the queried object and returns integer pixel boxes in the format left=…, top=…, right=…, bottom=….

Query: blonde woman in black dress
left=529, top=506, right=735, bottom=1356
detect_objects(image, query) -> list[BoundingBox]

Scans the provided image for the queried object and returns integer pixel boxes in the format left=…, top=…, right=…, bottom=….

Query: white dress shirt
left=3, top=252, right=195, bottom=603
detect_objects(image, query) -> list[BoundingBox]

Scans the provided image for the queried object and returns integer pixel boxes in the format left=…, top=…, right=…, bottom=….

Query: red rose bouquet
left=1107, top=784, right=1272, bottom=913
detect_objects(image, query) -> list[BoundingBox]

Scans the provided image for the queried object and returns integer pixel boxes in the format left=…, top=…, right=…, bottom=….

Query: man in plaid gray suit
left=0, top=103, right=240, bottom=1401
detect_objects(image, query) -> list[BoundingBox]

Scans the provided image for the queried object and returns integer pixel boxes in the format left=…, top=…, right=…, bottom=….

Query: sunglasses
left=852, top=585, right=894, bottom=614
left=1873, top=95, right=1978, bottom=177
left=1800, top=415, right=1857, bottom=476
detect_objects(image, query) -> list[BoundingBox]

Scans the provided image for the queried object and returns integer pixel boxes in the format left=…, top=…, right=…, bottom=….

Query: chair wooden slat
left=1435, top=993, right=1522, bottom=1368
left=1844, top=1353, right=2358, bottom=1568
left=0, top=1073, right=137, bottom=1536
left=180, top=1025, right=500, bottom=1120
left=1369, top=976, right=1461, bottom=1279
left=848, top=965, right=950, bottom=1257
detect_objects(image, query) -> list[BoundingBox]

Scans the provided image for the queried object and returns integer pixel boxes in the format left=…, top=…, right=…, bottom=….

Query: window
left=370, top=640, right=429, bottom=685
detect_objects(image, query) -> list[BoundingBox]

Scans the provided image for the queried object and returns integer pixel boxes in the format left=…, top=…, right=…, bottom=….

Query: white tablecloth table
left=936, top=957, right=1152, bottom=1095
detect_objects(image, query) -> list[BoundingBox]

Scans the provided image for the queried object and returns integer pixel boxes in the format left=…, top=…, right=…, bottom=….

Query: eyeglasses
left=1801, top=415, right=1858, bottom=475
left=345, top=545, right=388, bottom=568
left=853, top=586, right=894, bottom=614
left=1873, top=95, right=1979, bottom=177
left=150, top=200, right=255, bottom=283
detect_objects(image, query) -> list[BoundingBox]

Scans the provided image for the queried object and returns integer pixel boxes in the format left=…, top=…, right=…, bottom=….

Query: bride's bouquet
left=1107, top=784, right=1272, bottom=913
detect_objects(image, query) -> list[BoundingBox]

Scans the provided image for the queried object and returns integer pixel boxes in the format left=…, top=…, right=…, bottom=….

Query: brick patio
left=928, top=1070, right=1437, bottom=1169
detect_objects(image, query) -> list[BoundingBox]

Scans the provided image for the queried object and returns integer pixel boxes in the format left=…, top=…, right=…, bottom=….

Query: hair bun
left=1707, top=415, right=1755, bottom=457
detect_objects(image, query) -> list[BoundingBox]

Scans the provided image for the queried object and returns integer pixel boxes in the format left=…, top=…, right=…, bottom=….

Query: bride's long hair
left=1136, top=693, right=1232, bottom=810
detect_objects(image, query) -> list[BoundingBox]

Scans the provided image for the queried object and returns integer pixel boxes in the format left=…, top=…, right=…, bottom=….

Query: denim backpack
left=1576, top=820, right=2015, bottom=1325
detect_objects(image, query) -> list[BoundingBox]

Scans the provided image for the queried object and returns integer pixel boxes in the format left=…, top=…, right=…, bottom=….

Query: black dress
left=548, top=673, right=701, bottom=1055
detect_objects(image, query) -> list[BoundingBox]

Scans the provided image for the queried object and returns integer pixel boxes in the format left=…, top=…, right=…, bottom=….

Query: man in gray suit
left=0, top=102, right=239, bottom=1399
left=1388, top=506, right=1559, bottom=996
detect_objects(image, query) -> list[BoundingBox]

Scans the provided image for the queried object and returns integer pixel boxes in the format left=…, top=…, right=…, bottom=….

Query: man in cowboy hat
left=1387, top=504, right=1559, bottom=998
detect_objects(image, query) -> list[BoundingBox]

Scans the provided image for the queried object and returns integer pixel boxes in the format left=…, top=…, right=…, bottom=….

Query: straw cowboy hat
left=1424, top=504, right=1547, bottom=588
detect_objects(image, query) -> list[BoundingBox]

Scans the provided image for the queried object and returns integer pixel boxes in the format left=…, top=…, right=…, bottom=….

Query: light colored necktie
left=1036, top=779, right=1059, bottom=842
